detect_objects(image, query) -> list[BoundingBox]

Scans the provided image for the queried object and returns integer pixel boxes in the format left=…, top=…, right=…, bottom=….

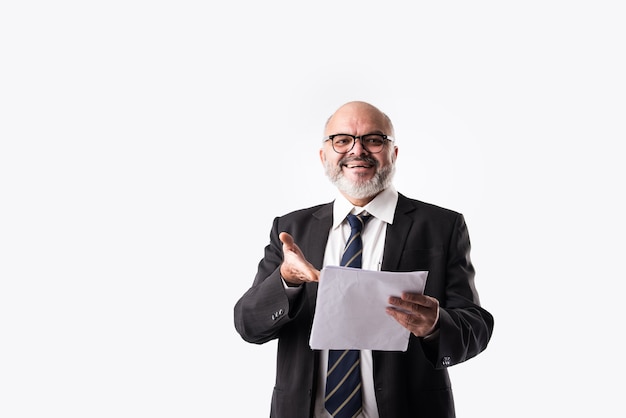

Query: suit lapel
left=308, top=203, right=333, bottom=270
left=306, top=203, right=333, bottom=314
left=382, top=194, right=416, bottom=271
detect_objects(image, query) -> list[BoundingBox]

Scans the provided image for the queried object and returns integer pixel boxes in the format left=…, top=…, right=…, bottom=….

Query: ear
left=319, top=148, right=326, bottom=165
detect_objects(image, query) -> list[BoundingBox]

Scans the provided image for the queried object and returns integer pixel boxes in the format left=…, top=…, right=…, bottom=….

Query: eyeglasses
left=324, top=134, right=393, bottom=154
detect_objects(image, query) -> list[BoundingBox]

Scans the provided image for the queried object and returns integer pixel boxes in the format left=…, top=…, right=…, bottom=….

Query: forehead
left=325, top=105, right=391, bottom=135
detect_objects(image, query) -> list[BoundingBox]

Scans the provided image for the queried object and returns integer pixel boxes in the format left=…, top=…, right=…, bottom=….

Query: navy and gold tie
left=325, top=213, right=371, bottom=418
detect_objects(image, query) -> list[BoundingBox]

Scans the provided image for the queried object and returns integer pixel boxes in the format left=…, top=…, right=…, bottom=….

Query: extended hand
left=279, top=232, right=320, bottom=285
left=386, top=292, right=440, bottom=337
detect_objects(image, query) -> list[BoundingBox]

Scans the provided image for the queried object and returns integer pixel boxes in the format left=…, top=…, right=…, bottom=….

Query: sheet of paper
left=309, top=265, right=428, bottom=352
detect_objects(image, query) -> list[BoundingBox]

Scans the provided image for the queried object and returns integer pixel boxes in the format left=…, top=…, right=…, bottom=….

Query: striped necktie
left=325, top=213, right=371, bottom=418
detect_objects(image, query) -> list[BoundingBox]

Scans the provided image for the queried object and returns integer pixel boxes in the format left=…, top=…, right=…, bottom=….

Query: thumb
left=279, top=232, right=294, bottom=249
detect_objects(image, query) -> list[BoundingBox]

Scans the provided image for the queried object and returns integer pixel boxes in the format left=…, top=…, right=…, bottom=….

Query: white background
left=1, top=1, right=624, bottom=417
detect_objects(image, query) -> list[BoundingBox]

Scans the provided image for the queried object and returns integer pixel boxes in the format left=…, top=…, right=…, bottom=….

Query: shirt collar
left=332, top=186, right=398, bottom=229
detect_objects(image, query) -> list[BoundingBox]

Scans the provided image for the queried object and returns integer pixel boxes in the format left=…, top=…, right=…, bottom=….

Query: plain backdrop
left=1, top=1, right=625, bottom=417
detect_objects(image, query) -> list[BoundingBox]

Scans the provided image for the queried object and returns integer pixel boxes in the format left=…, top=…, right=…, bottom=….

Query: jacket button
left=271, top=309, right=284, bottom=321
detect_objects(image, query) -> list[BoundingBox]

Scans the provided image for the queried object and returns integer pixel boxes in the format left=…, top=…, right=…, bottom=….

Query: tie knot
left=346, top=213, right=371, bottom=232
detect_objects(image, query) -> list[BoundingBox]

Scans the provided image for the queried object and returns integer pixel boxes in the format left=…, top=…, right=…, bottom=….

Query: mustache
left=339, top=155, right=379, bottom=166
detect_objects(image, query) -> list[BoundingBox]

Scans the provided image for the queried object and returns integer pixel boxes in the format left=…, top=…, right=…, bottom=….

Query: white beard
left=324, top=158, right=395, bottom=200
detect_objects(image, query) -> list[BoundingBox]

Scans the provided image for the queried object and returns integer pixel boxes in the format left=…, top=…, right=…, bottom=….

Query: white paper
left=309, top=266, right=428, bottom=351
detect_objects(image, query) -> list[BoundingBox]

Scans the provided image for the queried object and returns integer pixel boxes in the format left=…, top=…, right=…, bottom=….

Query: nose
left=350, top=137, right=369, bottom=154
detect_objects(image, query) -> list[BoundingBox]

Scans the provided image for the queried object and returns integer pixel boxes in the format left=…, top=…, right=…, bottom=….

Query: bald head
left=324, top=101, right=395, bottom=138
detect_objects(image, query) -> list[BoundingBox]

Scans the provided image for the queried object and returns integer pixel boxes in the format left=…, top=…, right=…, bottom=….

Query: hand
left=386, top=292, right=440, bottom=337
left=279, top=232, right=320, bottom=285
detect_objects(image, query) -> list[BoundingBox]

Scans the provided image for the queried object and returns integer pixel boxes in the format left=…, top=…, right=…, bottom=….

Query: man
left=234, top=101, right=494, bottom=417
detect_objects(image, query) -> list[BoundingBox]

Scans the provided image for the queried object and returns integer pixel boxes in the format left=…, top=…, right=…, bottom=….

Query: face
left=320, top=102, right=398, bottom=205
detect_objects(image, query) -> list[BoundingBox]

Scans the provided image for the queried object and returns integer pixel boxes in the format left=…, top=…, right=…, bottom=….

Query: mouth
left=343, top=162, right=373, bottom=169
left=341, top=157, right=377, bottom=169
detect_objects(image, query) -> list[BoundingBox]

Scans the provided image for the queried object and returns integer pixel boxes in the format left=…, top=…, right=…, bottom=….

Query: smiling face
left=320, top=101, right=398, bottom=206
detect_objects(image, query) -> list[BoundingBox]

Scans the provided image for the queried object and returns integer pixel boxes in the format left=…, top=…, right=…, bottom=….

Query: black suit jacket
left=234, top=193, right=494, bottom=418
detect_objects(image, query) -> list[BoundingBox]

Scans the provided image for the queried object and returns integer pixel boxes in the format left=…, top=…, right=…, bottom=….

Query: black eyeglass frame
left=323, top=134, right=394, bottom=154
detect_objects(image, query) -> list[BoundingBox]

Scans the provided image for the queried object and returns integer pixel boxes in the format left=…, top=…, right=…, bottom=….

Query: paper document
left=309, top=265, right=428, bottom=352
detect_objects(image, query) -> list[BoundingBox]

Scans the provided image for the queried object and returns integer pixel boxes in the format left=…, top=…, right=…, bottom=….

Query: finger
left=388, top=296, right=417, bottom=314
left=385, top=307, right=416, bottom=328
left=401, top=293, right=438, bottom=309
left=280, top=232, right=300, bottom=255
left=279, top=232, right=294, bottom=247
left=386, top=306, right=436, bottom=337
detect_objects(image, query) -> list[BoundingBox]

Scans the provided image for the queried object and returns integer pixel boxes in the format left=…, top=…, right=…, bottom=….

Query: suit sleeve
left=422, top=213, right=494, bottom=369
left=233, top=216, right=307, bottom=344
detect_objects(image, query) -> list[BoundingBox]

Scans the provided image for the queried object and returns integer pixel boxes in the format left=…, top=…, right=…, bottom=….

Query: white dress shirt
left=312, top=187, right=398, bottom=418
